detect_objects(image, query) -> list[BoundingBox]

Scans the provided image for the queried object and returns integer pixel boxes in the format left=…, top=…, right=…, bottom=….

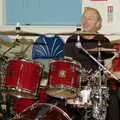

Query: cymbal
left=46, top=31, right=120, bottom=36
left=87, top=47, right=116, bottom=52
left=111, top=39, right=120, bottom=44
left=13, top=38, right=46, bottom=45
left=0, top=30, right=41, bottom=36
left=0, top=38, right=13, bottom=47
left=45, top=31, right=102, bottom=36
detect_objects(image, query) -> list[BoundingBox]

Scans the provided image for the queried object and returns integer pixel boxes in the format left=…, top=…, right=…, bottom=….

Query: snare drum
left=11, top=103, right=71, bottom=120
left=3, top=59, right=43, bottom=99
left=47, top=59, right=80, bottom=98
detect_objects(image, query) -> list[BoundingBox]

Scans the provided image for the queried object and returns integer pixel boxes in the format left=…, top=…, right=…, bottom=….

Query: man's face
left=82, top=9, right=100, bottom=32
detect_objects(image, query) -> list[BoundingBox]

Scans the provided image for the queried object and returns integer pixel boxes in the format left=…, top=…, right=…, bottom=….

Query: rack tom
left=47, top=58, right=81, bottom=98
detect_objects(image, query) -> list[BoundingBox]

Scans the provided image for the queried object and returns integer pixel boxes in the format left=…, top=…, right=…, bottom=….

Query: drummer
left=64, top=7, right=119, bottom=120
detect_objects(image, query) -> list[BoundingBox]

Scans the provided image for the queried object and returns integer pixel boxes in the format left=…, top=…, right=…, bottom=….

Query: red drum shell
left=112, top=56, right=120, bottom=71
left=47, top=60, right=80, bottom=98
left=38, top=87, right=52, bottom=103
left=113, top=44, right=120, bottom=72
left=14, top=99, right=36, bottom=114
left=14, top=87, right=52, bottom=114
left=3, top=59, right=43, bottom=99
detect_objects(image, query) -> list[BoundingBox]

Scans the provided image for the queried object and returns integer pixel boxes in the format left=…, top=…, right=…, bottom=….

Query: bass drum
left=11, top=103, right=71, bottom=120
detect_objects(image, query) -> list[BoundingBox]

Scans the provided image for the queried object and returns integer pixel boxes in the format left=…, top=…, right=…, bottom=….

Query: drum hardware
left=10, top=41, right=32, bottom=58
left=76, top=38, right=119, bottom=81
left=0, top=38, right=13, bottom=47
left=0, top=56, right=9, bottom=87
left=70, top=38, right=113, bottom=119
left=0, top=93, right=15, bottom=119
left=0, top=40, right=20, bottom=58
left=66, top=86, right=92, bottom=108
left=90, top=41, right=109, bottom=120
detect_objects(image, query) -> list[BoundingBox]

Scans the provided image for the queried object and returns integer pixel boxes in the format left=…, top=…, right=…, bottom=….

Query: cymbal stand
left=0, top=25, right=22, bottom=117
left=0, top=40, right=20, bottom=58
left=0, top=24, right=21, bottom=58
left=92, top=41, right=108, bottom=120
left=75, top=38, right=119, bottom=82
left=75, top=38, right=110, bottom=120
left=97, top=41, right=103, bottom=104
left=0, top=37, right=21, bottom=93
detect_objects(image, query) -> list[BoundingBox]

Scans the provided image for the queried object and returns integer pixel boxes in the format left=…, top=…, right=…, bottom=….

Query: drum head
left=11, top=103, right=71, bottom=120
left=46, top=88, right=76, bottom=99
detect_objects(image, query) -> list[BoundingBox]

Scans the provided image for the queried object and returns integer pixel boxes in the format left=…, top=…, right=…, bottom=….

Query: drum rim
left=51, top=57, right=81, bottom=67
left=11, top=102, right=72, bottom=120
left=1, top=86, right=38, bottom=99
left=8, top=59, right=44, bottom=68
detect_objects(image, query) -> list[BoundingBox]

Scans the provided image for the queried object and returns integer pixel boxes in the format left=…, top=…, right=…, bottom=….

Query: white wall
left=0, top=0, right=6, bottom=25
left=82, top=0, right=120, bottom=41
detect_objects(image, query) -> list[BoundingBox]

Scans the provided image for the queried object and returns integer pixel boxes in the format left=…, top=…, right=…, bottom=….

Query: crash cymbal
left=46, top=31, right=120, bottom=36
left=0, top=30, right=41, bottom=36
left=45, top=31, right=103, bottom=36
left=87, top=47, right=116, bottom=52
left=111, top=39, right=120, bottom=44
left=0, top=38, right=13, bottom=47
left=13, top=38, right=46, bottom=45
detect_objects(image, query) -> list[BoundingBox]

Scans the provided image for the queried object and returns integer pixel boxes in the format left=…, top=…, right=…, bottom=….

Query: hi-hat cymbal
left=87, top=47, right=116, bottom=52
left=0, top=30, right=41, bottom=36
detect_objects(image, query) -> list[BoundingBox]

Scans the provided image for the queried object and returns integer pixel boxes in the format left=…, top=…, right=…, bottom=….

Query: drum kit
left=0, top=28, right=119, bottom=120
